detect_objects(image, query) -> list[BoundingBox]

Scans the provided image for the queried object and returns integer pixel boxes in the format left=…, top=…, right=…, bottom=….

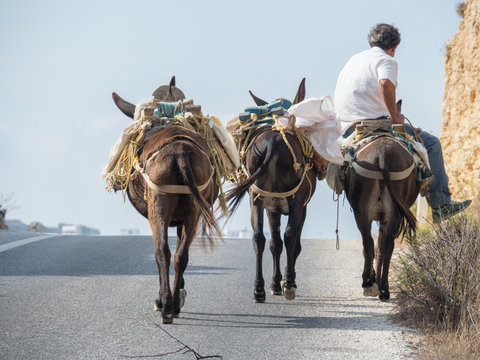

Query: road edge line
left=0, top=234, right=59, bottom=253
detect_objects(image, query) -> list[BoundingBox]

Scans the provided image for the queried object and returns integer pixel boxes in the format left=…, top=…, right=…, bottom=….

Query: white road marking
left=0, top=234, right=58, bottom=253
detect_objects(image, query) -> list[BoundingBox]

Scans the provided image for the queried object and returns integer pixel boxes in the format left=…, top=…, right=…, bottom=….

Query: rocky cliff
left=441, top=0, right=480, bottom=199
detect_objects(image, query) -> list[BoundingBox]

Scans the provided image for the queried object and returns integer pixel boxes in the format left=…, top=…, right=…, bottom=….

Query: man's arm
left=379, top=78, right=404, bottom=124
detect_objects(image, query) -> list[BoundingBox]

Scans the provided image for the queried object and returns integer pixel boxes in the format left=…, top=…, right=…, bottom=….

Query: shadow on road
left=178, top=311, right=400, bottom=331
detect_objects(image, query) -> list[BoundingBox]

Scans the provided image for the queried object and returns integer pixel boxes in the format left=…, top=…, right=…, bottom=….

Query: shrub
left=396, top=213, right=480, bottom=331
left=456, top=2, right=466, bottom=18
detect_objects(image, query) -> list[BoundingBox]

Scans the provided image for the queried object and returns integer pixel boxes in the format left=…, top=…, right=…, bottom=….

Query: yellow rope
left=272, top=116, right=303, bottom=171
left=289, top=115, right=314, bottom=167
left=233, top=113, right=315, bottom=207
left=272, top=115, right=314, bottom=206
left=239, top=128, right=254, bottom=161
left=173, top=113, right=238, bottom=215
left=303, top=172, right=313, bottom=206
left=272, top=119, right=300, bottom=171
left=109, top=112, right=154, bottom=199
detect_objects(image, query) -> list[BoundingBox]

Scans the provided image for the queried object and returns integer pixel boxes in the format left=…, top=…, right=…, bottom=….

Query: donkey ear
left=396, top=99, right=402, bottom=113
left=168, top=76, right=176, bottom=97
left=112, top=92, right=135, bottom=119
left=249, top=90, right=268, bottom=106
left=293, top=78, right=306, bottom=104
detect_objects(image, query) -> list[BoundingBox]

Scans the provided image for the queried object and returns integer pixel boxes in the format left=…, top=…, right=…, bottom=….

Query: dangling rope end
left=334, top=190, right=341, bottom=250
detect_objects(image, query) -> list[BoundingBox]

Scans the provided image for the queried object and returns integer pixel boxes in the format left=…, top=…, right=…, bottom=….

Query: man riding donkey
left=334, top=23, right=470, bottom=223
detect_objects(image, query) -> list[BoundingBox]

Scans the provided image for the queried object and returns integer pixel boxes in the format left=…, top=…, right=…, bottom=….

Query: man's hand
left=391, top=112, right=405, bottom=124
left=379, top=78, right=404, bottom=124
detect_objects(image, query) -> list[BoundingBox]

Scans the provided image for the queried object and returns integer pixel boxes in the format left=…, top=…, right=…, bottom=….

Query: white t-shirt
left=334, top=47, right=398, bottom=132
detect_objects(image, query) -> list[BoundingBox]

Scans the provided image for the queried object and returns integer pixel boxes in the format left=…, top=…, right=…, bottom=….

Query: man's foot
left=432, top=200, right=472, bottom=223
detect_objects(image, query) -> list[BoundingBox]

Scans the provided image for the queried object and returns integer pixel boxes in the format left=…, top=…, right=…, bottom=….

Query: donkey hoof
left=254, top=290, right=266, bottom=303
left=363, top=283, right=379, bottom=297
left=283, top=287, right=296, bottom=300
left=270, top=288, right=282, bottom=296
left=270, top=283, right=282, bottom=295
left=281, top=281, right=296, bottom=300
left=174, top=308, right=181, bottom=318
left=162, top=314, right=174, bottom=324
left=154, top=299, right=162, bottom=311
left=379, top=289, right=390, bottom=302
left=179, top=289, right=187, bottom=308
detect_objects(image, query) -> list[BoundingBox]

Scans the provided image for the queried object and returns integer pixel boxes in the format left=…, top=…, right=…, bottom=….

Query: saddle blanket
left=326, top=131, right=433, bottom=195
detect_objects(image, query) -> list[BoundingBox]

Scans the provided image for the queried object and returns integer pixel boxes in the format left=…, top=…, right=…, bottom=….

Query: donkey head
left=112, top=76, right=186, bottom=119
left=249, top=78, right=306, bottom=106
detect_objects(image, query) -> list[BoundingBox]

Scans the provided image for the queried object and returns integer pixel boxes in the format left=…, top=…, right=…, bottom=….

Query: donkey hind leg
left=267, top=211, right=283, bottom=295
left=152, top=224, right=173, bottom=324
left=281, top=203, right=306, bottom=300
left=148, top=193, right=176, bottom=324
left=251, top=192, right=266, bottom=303
left=356, top=215, right=378, bottom=297
left=376, top=218, right=399, bottom=301
left=172, top=222, right=195, bottom=318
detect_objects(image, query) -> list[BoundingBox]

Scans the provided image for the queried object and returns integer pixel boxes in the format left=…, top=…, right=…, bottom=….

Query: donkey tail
left=224, top=146, right=274, bottom=218
left=379, top=160, right=417, bottom=238
left=177, top=156, right=221, bottom=246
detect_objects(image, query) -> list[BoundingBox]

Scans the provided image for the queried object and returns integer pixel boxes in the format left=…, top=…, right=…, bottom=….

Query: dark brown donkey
left=112, top=78, right=220, bottom=323
left=226, top=79, right=318, bottom=302
left=344, top=102, right=419, bottom=301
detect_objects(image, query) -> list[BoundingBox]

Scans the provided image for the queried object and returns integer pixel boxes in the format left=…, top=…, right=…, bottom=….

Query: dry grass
left=393, top=211, right=480, bottom=359
left=415, top=330, right=480, bottom=360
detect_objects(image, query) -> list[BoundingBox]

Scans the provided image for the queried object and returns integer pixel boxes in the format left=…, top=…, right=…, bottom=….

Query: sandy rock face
left=441, top=0, right=480, bottom=198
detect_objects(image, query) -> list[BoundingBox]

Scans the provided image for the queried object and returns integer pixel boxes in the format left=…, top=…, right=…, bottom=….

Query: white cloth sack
left=411, top=139, right=430, bottom=169
left=101, top=102, right=151, bottom=181
left=287, top=96, right=343, bottom=164
left=210, top=116, right=240, bottom=169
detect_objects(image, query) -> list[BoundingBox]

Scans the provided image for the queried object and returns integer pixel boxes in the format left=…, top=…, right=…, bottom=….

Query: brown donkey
left=226, top=79, right=318, bottom=302
left=344, top=102, right=419, bottom=301
left=112, top=78, right=220, bottom=323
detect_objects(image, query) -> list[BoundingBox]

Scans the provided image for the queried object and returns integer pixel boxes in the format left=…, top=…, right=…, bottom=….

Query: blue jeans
left=405, top=125, right=450, bottom=208
left=343, top=124, right=451, bottom=208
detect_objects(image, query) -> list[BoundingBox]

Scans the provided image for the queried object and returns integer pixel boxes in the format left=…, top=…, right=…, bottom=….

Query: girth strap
left=250, top=171, right=307, bottom=198
left=137, top=139, right=213, bottom=194
left=142, top=174, right=211, bottom=194
left=351, top=161, right=415, bottom=181
left=243, top=163, right=308, bottom=198
left=351, top=133, right=416, bottom=181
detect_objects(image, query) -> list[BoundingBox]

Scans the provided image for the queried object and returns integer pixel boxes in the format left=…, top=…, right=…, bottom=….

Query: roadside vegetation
left=394, top=204, right=480, bottom=359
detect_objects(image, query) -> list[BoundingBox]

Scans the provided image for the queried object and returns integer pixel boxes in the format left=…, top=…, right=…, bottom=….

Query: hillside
left=441, top=0, right=480, bottom=198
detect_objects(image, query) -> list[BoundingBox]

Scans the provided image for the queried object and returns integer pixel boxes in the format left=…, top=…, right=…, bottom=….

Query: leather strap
left=137, top=139, right=213, bottom=194
left=352, top=134, right=416, bottom=181
left=351, top=161, right=415, bottom=181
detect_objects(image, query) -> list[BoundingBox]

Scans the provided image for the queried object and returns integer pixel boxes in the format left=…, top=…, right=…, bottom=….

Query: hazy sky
left=0, top=0, right=463, bottom=238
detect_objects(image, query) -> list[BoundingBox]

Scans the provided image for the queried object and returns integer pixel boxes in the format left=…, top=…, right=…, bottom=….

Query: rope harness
left=134, top=139, right=214, bottom=197
left=173, top=113, right=237, bottom=214
left=235, top=113, right=315, bottom=206
left=350, top=136, right=416, bottom=181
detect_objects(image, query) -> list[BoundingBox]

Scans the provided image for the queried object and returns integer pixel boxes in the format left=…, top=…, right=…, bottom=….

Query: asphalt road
left=0, top=230, right=416, bottom=359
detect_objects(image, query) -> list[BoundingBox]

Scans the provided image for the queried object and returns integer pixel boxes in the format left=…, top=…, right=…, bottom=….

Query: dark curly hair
left=368, top=23, right=401, bottom=50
